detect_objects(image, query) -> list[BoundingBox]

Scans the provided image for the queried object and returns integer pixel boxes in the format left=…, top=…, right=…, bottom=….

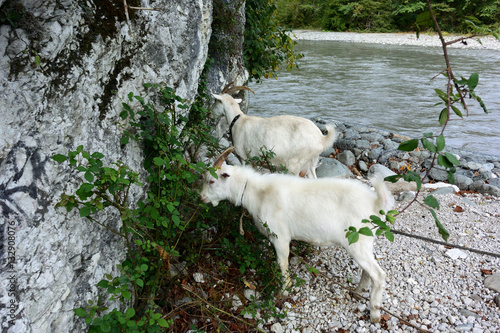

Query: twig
left=391, top=229, right=500, bottom=258
left=183, top=286, right=267, bottom=333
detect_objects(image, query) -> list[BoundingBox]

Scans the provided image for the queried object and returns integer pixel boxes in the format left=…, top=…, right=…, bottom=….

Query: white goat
left=200, top=148, right=395, bottom=323
left=211, top=85, right=336, bottom=178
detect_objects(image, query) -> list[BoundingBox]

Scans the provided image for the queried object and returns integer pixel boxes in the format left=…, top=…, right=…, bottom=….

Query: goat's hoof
left=370, top=310, right=381, bottom=323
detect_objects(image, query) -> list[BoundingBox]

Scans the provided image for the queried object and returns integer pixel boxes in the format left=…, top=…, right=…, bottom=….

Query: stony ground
left=270, top=190, right=500, bottom=332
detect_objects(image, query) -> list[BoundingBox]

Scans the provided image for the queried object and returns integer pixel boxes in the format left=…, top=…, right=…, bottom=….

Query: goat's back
left=232, top=115, right=327, bottom=158
left=243, top=172, right=385, bottom=246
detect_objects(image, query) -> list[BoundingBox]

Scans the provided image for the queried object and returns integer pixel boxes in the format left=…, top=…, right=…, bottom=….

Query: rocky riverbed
left=239, top=31, right=500, bottom=332
left=291, top=30, right=500, bottom=50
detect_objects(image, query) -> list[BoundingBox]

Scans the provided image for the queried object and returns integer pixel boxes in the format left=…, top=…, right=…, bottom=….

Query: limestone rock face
left=0, top=0, right=219, bottom=331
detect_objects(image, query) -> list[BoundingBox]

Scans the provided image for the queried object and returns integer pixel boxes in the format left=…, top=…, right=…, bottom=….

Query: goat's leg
left=347, top=244, right=386, bottom=323
left=354, top=269, right=371, bottom=295
left=272, top=239, right=291, bottom=289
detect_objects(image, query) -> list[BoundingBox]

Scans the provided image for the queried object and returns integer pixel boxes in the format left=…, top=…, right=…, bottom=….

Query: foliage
left=54, top=81, right=292, bottom=331
left=321, top=0, right=396, bottom=32
left=244, top=0, right=303, bottom=81
left=274, top=0, right=500, bottom=33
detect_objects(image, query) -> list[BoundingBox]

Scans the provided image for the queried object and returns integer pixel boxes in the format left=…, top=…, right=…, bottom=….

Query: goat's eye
left=209, top=180, right=215, bottom=184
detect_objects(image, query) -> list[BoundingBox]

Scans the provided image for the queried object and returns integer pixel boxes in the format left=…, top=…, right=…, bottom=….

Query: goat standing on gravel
left=211, top=83, right=336, bottom=178
left=200, top=147, right=395, bottom=323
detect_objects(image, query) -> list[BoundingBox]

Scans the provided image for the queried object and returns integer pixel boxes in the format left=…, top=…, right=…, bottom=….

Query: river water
left=248, top=40, right=500, bottom=157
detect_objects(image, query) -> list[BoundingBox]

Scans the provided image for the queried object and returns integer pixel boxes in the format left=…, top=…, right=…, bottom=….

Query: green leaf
left=157, top=318, right=170, bottom=328
left=424, top=195, right=440, bottom=209
left=80, top=206, right=91, bottom=217
left=439, top=108, right=448, bottom=126
left=358, top=227, right=373, bottom=237
left=119, top=110, right=128, bottom=120
left=385, top=231, right=394, bottom=242
left=125, top=308, right=135, bottom=318
left=121, top=136, right=129, bottom=145
left=438, top=154, right=453, bottom=168
left=122, top=290, right=131, bottom=300
left=74, top=308, right=87, bottom=318
left=84, top=171, right=94, bottom=182
left=468, top=73, right=479, bottom=91
left=421, top=138, right=437, bottom=153
left=384, top=175, right=403, bottom=183
left=436, top=135, right=445, bottom=152
left=153, top=157, right=165, bottom=166
left=430, top=209, right=450, bottom=242
left=398, top=139, right=419, bottom=152
left=451, top=105, right=463, bottom=118
left=52, top=154, right=68, bottom=163
left=444, top=152, right=461, bottom=166
left=347, top=231, right=359, bottom=245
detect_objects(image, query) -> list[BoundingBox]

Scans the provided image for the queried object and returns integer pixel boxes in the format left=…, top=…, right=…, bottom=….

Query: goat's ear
left=212, top=93, right=222, bottom=101
left=221, top=173, right=230, bottom=179
left=234, top=98, right=242, bottom=104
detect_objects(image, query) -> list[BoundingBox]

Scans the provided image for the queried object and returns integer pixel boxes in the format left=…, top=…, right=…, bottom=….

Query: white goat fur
left=212, top=93, right=336, bottom=178
left=200, top=163, right=394, bottom=323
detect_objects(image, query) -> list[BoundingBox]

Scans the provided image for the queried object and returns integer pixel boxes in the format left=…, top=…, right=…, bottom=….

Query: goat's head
left=200, top=147, right=235, bottom=207
left=211, top=82, right=254, bottom=117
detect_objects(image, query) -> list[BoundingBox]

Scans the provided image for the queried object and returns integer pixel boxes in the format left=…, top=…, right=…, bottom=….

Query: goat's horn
left=220, top=81, right=235, bottom=94
left=213, top=147, right=235, bottom=168
left=224, top=86, right=255, bottom=95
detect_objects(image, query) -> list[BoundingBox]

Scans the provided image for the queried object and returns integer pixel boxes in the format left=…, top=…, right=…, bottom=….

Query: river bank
left=291, top=30, right=500, bottom=50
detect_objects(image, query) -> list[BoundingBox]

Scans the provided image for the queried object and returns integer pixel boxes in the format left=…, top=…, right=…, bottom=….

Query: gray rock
left=356, top=140, right=371, bottom=150
left=320, top=147, right=335, bottom=157
left=429, top=167, right=449, bottom=181
left=481, top=184, right=500, bottom=196
left=494, top=295, right=500, bottom=307
left=368, top=164, right=397, bottom=179
left=335, top=138, right=356, bottom=150
left=382, top=139, right=399, bottom=150
left=489, top=178, right=500, bottom=188
left=345, top=128, right=361, bottom=140
left=337, top=150, right=356, bottom=166
left=316, top=158, right=353, bottom=178
left=454, top=174, right=473, bottom=189
left=431, top=187, right=456, bottom=195
left=368, top=147, right=383, bottom=161
left=358, top=160, right=368, bottom=172
left=0, top=0, right=242, bottom=331
left=484, top=274, right=500, bottom=293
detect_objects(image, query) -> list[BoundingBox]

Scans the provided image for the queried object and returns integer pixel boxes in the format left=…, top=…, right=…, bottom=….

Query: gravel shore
left=291, top=30, right=500, bottom=50
left=263, top=31, right=500, bottom=333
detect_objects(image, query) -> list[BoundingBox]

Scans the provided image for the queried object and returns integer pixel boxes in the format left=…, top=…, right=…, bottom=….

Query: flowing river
left=248, top=39, right=500, bottom=157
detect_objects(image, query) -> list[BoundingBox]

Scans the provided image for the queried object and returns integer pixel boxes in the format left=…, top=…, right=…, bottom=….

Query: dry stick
left=391, top=229, right=500, bottom=258
left=183, top=285, right=267, bottom=333
left=289, top=250, right=431, bottom=333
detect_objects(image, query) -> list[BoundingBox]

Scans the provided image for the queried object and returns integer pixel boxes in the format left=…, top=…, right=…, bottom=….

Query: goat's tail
left=322, top=124, right=337, bottom=150
left=370, top=174, right=395, bottom=214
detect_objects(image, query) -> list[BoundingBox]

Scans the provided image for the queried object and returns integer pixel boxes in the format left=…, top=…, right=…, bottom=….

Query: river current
left=249, top=40, right=500, bottom=157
